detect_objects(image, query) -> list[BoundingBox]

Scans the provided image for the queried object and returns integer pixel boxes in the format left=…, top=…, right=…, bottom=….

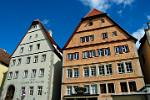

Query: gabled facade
left=1, top=20, right=62, bottom=100
left=139, top=22, right=150, bottom=84
left=0, top=49, right=10, bottom=94
left=61, top=9, right=145, bottom=100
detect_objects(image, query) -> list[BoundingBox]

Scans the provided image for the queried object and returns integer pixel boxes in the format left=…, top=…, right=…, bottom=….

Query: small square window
left=37, top=44, right=40, bottom=50
left=20, top=47, right=24, bottom=53
left=112, top=31, right=117, bottom=36
left=28, top=45, right=33, bottom=51
left=102, top=33, right=108, bottom=39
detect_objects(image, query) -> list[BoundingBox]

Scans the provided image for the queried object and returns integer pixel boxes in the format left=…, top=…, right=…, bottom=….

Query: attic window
left=101, top=18, right=105, bottom=23
left=33, top=25, right=37, bottom=28
left=112, top=31, right=117, bottom=36
left=88, top=21, right=93, bottom=26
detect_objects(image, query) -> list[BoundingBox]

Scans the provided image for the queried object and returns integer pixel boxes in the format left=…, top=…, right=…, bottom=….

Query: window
left=14, top=71, right=19, bottom=79
left=99, top=65, right=105, bottom=75
left=21, top=87, right=26, bottom=96
left=23, top=70, right=28, bottom=78
left=67, top=69, right=72, bottom=78
left=89, top=35, right=94, bottom=41
left=17, top=58, right=22, bottom=65
left=100, top=84, right=107, bottom=93
left=37, top=44, right=40, bottom=50
left=120, top=82, right=128, bottom=92
left=84, top=67, right=89, bottom=77
left=31, top=69, right=36, bottom=78
left=100, top=18, right=105, bottom=23
left=118, top=63, right=125, bottom=74
left=129, top=81, right=137, bottom=92
left=91, top=84, right=97, bottom=94
left=89, top=50, right=96, bottom=58
left=84, top=85, right=90, bottom=94
left=115, top=45, right=129, bottom=54
left=28, top=45, right=33, bottom=51
left=125, top=62, right=133, bottom=73
left=20, top=47, right=24, bottom=53
left=102, top=32, right=108, bottom=39
left=88, top=21, right=93, bottom=26
left=73, top=86, right=78, bottom=94
left=74, top=52, right=79, bottom=60
left=29, top=86, right=34, bottom=95
left=80, top=35, right=94, bottom=43
left=29, top=36, right=32, bottom=40
left=67, top=53, right=79, bottom=60
left=41, top=54, right=46, bottom=62
left=38, top=86, right=43, bottom=95
left=26, top=57, right=31, bottom=64
left=104, top=48, right=110, bottom=56
left=12, top=59, right=16, bottom=66
left=97, top=48, right=110, bottom=57
left=112, top=31, right=117, bottom=36
left=33, top=56, right=38, bottom=63
left=8, top=72, right=13, bottom=79
left=67, top=53, right=73, bottom=60
left=82, top=51, right=88, bottom=59
left=39, top=68, right=44, bottom=77
left=108, top=83, right=115, bottom=93
left=106, top=64, right=112, bottom=75
left=97, top=49, right=104, bottom=56
left=74, top=68, right=79, bottom=78
left=67, top=86, right=72, bottom=95
left=91, top=66, right=96, bottom=76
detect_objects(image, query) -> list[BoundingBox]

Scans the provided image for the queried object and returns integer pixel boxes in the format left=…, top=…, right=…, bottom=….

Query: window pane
left=100, top=84, right=106, bottom=93
left=120, top=82, right=128, bottom=92
left=129, top=81, right=137, bottom=92
left=84, top=67, right=89, bottom=77
left=74, top=68, right=79, bottom=78
left=99, top=65, right=105, bottom=75
left=108, top=83, right=115, bottom=93
left=91, top=67, right=96, bottom=76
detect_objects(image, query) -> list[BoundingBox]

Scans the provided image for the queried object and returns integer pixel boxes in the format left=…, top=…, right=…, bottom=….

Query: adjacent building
left=139, top=22, right=150, bottom=84
left=61, top=9, right=145, bottom=100
left=0, top=49, right=10, bottom=94
left=1, top=20, right=62, bottom=100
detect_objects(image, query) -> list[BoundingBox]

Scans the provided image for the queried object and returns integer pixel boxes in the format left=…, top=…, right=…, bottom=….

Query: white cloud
left=117, top=10, right=123, bottom=15
left=132, top=27, right=145, bottom=49
left=147, top=15, right=150, bottom=20
left=42, top=19, right=49, bottom=25
left=79, top=0, right=134, bottom=11
left=112, top=0, right=134, bottom=5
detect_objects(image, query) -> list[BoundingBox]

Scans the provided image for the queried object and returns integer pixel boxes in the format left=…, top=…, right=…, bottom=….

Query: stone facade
left=1, top=20, right=62, bottom=100
left=61, top=9, right=145, bottom=100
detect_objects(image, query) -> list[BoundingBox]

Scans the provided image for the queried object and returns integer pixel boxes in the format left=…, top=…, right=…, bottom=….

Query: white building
left=1, top=20, right=62, bottom=100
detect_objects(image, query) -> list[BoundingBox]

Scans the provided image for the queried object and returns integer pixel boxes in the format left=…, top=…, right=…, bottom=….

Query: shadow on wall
left=52, top=60, right=62, bottom=100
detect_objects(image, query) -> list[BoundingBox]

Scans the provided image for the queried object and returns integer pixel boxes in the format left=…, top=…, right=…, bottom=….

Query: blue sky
left=0, top=0, right=149, bottom=54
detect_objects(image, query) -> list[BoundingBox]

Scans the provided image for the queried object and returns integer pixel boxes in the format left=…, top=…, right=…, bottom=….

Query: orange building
left=61, top=9, right=145, bottom=100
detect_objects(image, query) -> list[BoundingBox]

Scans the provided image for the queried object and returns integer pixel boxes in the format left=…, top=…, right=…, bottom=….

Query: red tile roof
left=0, top=49, right=10, bottom=66
left=84, top=8, right=104, bottom=18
